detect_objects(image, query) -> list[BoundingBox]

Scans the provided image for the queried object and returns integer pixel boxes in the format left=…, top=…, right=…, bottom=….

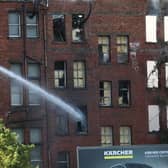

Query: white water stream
left=0, top=66, right=83, bottom=121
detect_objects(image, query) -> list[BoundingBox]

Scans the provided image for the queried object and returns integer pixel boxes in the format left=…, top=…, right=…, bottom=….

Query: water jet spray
left=0, top=66, right=84, bottom=121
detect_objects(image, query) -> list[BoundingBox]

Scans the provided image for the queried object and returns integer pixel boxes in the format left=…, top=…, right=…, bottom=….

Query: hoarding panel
left=77, top=145, right=168, bottom=168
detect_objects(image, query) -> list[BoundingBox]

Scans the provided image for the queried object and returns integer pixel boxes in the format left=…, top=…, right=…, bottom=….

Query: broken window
left=54, top=61, right=66, bottom=88
left=56, top=152, right=70, bottom=168
left=98, top=36, right=110, bottom=64
left=148, top=105, right=160, bottom=132
left=26, top=13, right=38, bottom=38
left=147, top=60, right=158, bottom=88
left=10, top=64, right=23, bottom=106
left=72, top=14, right=85, bottom=42
left=53, top=14, right=66, bottom=42
left=28, top=63, right=41, bottom=105
left=118, top=81, right=130, bottom=106
left=101, top=127, right=113, bottom=146
left=99, top=81, right=112, bottom=106
left=120, top=126, right=132, bottom=146
left=116, top=35, right=129, bottom=63
left=73, top=61, right=86, bottom=88
left=56, top=115, right=69, bottom=135
left=164, top=16, right=168, bottom=42
left=8, top=12, right=21, bottom=37
left=77, top=106, right=88, bottom=134
left=145, top=15, right=157, bottom=43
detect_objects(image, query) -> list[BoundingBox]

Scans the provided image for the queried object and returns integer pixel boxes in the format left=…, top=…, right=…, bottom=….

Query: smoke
left=149, top=0, right=160, bottom=14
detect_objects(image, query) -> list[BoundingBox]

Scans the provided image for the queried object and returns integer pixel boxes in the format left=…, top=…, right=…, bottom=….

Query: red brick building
left=0, top=0, right=168, bottom=168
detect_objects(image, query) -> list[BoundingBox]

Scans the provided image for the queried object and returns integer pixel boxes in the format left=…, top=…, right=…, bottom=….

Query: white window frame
left=10, top=64, right=23, bottom=106
left=8, top=12, right=21, bottom=38
left=73, top=61, right=86, bottom=88
left=101, top=127, right=113, bottom=146
left=26, top=14, right=38, bottom=38
left=120, top=126, right=132, bottom=146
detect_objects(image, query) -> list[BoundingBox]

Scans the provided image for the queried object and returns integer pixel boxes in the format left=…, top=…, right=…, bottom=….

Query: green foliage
left=0, top=119, right=34, bottom=168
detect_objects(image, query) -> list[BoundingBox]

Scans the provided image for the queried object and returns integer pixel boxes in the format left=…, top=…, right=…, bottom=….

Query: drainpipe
left=42, top=5, right=50, bottom=168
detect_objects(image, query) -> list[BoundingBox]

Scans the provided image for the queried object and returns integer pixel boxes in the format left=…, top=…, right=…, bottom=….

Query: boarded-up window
left=164, top=16, right=168, bottom=42
left=146, top=15, right=157, bottom=43
left=148, top=105, right=160, bottom=132
left=147, top=60, right=158, bottom=88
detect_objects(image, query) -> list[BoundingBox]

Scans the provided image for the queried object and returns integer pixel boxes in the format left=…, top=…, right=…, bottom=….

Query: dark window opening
left=53, top=14, right=66, bottom=42
left=117, top=35, right=129, bottom=63
left=77, top=106, right=88, bottom=134
left=56, top=115, right=69, bottom=136
left=98, top=36, right=110, bottom=64
left=72, top=14, right=85, bottom=42
left=57, top=152, right=69, bottom=168
left=99, top=81, right=112, bottom=106
left=118, top=81, right=130, bottom=106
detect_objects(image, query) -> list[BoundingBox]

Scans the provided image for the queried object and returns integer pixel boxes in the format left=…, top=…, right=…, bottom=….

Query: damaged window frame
left=72, top=13, right=85, bottom=42
left=26, top=12, right=39, bottom=38
left=99, top=81, right=112, bottom=107
left=118, top=80, right=131, bottom=107
left=53, top=14, right=66, bottom=42
left=146, top=60, right=159, bottom=88
left=54, top=61, right=67, bottom=88
left=116, top=35, right=129, bottom=63
left=76, top=106, right=88, bottom=135
left=98, top=36, right=111, bottom=64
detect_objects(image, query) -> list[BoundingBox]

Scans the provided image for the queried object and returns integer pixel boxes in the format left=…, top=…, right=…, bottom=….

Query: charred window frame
left=54, top=61, right=66, bottom=88
left=101, top=126, right=113, bottom=146
left=10, top=64, right=23, bottom=106
left=116, top=35, right=129, bottom=63
left=28, top=63, right=41, bottom=105
left=8, top=12, right=21, bottom=38
left=72, top=14, right=85, bottom=42
left=120, top=126, right=132, bottom=146
left=118, top=80, right=130, bottom=107
left=56, top=152, right=70, bottom=168
left=77, top=106, right=88, bottom=134
left=98, top=36, right=110, bottom=64
left=26, top=13, right=39, bottom=38
left=99, top=81, right=112, bottom=107
left=53, top=14, right=66, bottom=42
left=56, top=114, right=69, bottom=136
